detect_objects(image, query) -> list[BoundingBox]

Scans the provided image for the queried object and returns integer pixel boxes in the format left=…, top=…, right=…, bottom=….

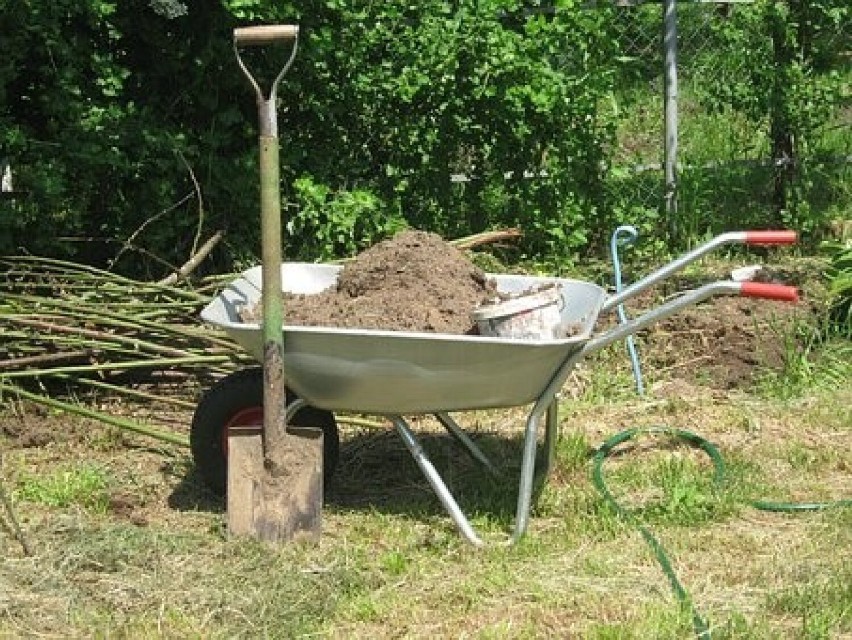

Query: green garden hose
left=591, top=425, right=852, bottom=639
left=604, top=226, right=850, bottom=637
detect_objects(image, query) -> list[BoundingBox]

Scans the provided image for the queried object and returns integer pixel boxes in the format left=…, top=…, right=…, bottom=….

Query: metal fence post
left=663, top=0, right=679, bottom=242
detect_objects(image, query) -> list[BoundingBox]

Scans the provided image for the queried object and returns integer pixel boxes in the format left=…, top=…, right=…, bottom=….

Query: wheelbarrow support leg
left=511, top=352, right=583, bottom=544
left=435, top=412, right=500, bottom=476
left=391, top=416, right=484, bottom=547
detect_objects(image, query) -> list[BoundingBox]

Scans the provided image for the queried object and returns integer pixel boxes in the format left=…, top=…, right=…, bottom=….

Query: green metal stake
left=234, top=25, right=299, bottom=471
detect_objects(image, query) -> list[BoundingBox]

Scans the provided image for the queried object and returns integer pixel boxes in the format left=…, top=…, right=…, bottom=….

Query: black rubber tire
left=190, top=368, right=340, bottom=496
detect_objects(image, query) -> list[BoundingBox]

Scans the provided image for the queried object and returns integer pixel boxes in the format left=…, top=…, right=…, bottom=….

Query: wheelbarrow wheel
left=190, top=367, right=340, bottom=496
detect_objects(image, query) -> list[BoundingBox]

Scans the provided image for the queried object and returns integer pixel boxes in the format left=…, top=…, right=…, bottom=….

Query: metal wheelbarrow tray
left=197, top=231, right=799, bottom=546
left=203, top=263, right=605, bottom=414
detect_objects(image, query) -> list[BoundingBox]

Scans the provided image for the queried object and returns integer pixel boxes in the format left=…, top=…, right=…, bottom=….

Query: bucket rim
left=471, top=285, right=562, bottom=322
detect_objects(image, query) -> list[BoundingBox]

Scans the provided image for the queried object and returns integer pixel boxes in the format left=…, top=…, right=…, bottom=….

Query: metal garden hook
left=610, top=225, right=645, bottom=396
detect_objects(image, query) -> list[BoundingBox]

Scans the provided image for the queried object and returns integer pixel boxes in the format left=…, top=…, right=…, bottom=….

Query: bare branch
left=108, top=191, right=194, bottom=271
left=0, top=452, right=33, bottom=556
left=175, top=149, right=206, bottom=257
left=157, top=230, right=224, bottom=286
left=451, top=228, right=523, bottom=250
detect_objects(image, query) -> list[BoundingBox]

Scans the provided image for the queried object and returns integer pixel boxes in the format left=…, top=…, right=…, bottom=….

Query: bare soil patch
left=594, top=260, right=821, bottom=391
left=0, top=404, right=66, bottom=448
left=641, top=295, right=804, bottom=390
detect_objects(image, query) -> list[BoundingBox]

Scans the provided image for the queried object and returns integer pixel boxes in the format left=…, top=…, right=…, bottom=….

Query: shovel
left=227, top=24, right=323, bottom=543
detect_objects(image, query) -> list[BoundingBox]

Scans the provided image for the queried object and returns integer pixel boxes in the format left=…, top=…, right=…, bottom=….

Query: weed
left=15, top=463, right=110, bottom=512
left=576, top=348, right=642, bottom=404
left=379, top=549, right=408, bottom=576
left=710, top=613, right=775, bottom=639
left=784, top=441, right=843, bottom=473
left=554, top=431, right=593, bottom=474
left=585, top=602, right=693, bottom=639
left=610, top=454, right=728, bottom=526
left=824, top=240, right=852, bottom=330
left=756, top=309, right=852, bottom=399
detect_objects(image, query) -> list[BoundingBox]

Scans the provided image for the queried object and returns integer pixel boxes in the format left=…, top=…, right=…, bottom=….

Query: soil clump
left=243, top=230, right=496, bottom=334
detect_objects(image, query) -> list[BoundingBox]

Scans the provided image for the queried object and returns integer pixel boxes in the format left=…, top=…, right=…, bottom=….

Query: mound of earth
left=590, top=262, right=819, bottom=392
left=642, top=295, right=804, bottom=390
left=246, top=230, right=497, bottom=334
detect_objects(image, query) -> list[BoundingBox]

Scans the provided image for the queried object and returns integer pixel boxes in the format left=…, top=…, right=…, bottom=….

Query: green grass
left=14, top=463, right=110, bottom=512
left=766, top=553, right=852, bottom=639
left=585, top=603, right=694, bottom=639
left=2, top=383, right=850, bottom=638
left=1, top=259, right=851, bottom=638
left=756, top=333, right=852, bottom=399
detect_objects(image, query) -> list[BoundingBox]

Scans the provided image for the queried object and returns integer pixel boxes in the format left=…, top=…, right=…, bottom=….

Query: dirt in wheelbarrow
left=241, top=230, right=498, bottom=334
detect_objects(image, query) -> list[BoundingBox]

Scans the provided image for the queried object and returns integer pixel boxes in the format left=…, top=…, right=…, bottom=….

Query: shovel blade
left=227, top=426, right=323, bottom=543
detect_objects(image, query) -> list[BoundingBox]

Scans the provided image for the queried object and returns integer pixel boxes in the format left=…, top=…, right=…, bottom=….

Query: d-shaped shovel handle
left=234, top=24, right=300, bottom=136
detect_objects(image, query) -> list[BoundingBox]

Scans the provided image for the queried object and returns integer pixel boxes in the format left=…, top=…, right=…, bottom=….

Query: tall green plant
left=825, top=241, right=852, bottom=333
left=698, top=0, right=850, bottom=236
left=288, top=177, right=405, bottom=261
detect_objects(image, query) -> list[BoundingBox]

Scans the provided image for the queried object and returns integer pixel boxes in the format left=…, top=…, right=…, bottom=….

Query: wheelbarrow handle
left=743, top=230, right=798, bottom=245
left=601, top=229, right=798, bottom=313
left=234, top=25, right=299, bottom=46
left=740, top=282, right=799, bottom=302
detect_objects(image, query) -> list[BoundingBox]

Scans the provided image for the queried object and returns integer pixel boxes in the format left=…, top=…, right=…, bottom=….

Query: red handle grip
left=744, top=230, right=798, bottom=245
left=740, top=282, right=799, bottom=302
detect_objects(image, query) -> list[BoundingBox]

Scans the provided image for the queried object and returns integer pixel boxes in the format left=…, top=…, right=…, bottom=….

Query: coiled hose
left=600, top=228, right=852, bottom=638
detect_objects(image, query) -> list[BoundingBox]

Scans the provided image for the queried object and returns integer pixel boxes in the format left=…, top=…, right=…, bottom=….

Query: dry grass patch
left=1, top=318, right=850, bottom=638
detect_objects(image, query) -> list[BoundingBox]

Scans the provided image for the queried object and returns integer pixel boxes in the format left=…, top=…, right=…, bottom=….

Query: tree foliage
left=0, top=0, right=239, bottom=271
left=0, top=0, right=848, bottom=274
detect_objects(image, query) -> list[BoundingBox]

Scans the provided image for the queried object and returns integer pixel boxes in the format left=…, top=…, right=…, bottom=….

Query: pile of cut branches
left=0, top=230, right=522, bottom=446
left=0, top=256, right=250, bottom=445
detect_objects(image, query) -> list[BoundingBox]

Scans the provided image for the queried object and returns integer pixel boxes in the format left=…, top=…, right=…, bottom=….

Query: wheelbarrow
left=191, top=230, right=798, bottom=546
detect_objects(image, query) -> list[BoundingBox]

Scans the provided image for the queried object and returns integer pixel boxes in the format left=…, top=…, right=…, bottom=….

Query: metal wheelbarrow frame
left=197, top=230, right=798, bottom=546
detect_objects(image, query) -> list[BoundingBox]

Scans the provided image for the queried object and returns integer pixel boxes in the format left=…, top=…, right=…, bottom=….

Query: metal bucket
left=472, top=285, right=563, bottom=339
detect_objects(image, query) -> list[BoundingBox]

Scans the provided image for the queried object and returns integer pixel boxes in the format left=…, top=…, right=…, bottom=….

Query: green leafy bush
left=1, top=0, right=623, bottom=270
left=1, top=0, right=848, bottom=272
left=288, top=177, right=406, bottom=261
left=825, top=241, right=852, bottom=333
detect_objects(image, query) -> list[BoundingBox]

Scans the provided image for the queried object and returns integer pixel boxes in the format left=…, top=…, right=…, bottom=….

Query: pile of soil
left=642, top=295, right=802, bottom=390
left=244, top=230, right=497, bottom=334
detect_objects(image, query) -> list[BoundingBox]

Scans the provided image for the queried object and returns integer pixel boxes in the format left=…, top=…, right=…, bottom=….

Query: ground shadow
left=167, top=424, right=551, bottom=527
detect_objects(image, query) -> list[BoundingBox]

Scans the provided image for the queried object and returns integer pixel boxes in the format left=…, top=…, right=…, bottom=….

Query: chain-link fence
left=607, top=0, right=851, bottom=247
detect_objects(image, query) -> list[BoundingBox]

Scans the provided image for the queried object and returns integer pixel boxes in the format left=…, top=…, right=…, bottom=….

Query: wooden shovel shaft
left=259, top=135, right=287, bottom=465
